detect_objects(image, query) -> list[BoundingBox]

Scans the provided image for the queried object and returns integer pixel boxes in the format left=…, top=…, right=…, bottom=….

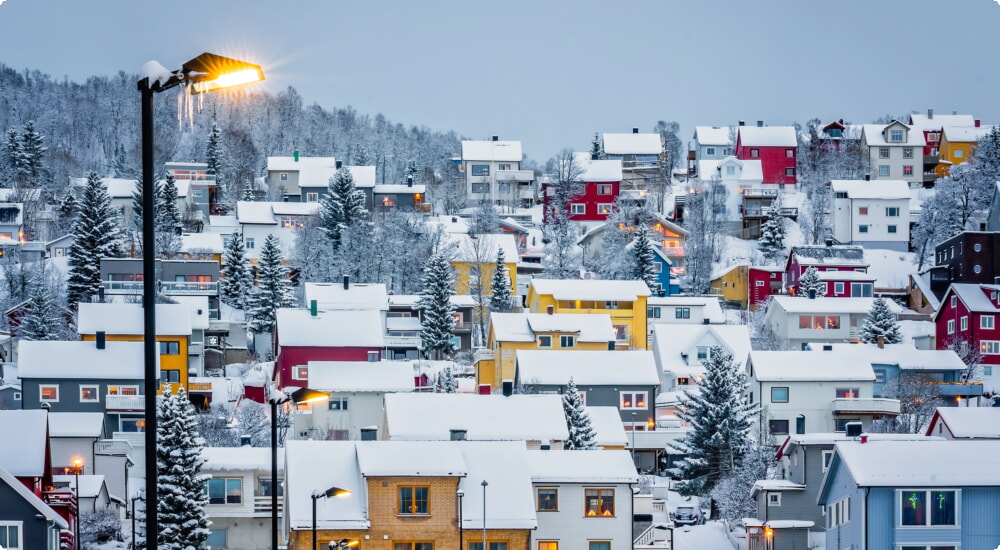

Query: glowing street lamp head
left=182, top=52, right=264, bottom=94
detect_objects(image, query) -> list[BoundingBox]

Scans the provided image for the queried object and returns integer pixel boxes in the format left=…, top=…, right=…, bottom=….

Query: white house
left=860, top=121, right=925, bottom=187
left=602, top=129, right=665, bottom=197
left=646, top=295, right=725, bottom=329
left=830, top=179, right=911, bottom=251
left=693, top=126, right=734, bottom=161
left=651, top=324, right=752, bottom=391
left=763, top=296, right=904, bottom=350
left=527, top=450, right=638, bottom=550
left=234, top=200, right=319, bottom=261
left=201, top=446, right=283, bottom=550
left=460, top=139, right=533, bottom=204
left=747, top=350, right=900, bottom=437
left=266, top=155, right=337, bottom=201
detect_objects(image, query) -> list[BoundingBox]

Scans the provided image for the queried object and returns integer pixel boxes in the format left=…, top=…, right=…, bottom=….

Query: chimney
left=927, top=108, right=933, bottom=120
left=449, top=429, right=467, bottom=441
left=825, top=238, right=834, bottom=247
left=738, top=120, right=745, bottom=126
left=360, top=427, right=377, bottom=441
left=343, top=275, right=350, bottom=290
left=239, top=435, right=252, bottom=447
left=808, top=289, right=816, bottom=300
left=953, top=110, right=958, bottom=115
left=540, top=443, right=551, bottom=451
left=860, top=434, right=868, bottom=444
left=632, top=127, right=639, bottom=134
left=608, top=341, right=615, bottom=351
left=294, top=150, right=300, bottom=162
left=822, top=344, right=833, bottom=351
left=877, top=334, right=885, bottom=349
left=546, top=305, right=554, bottom=315
left=335, top=160, right=343, bottom=169
left=310, top=299, right=318, bottom=317
left=845, top=422, right=863, bottom=437
left=492, top=135, right=499, bottom=142
left=976, top=119, right=981, bottom=128
left=864, top=174, right=871, bottom=181
left=96, top=331, right=106, bottom=350
left=478, top=384, right=491, bottom=395
left=591, top=152, right=598, bottom=161
left=407, top=175, right=413, bottom=187
left=757, top=120, right=764, bottom=127
left=703, top=318, right=710, bottom=325
left=501, top=380, right=513, bottom=397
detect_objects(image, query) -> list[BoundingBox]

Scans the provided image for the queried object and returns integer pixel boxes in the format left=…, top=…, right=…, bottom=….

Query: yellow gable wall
left=479, top=332, right=610, bottom=391
left=525, top=290, right=648, bottom=350
left=81, top=333, right=189, bottom=393
left=451, top=261, right=517, bottom=296
left=710, top=266, right=748, bottom=305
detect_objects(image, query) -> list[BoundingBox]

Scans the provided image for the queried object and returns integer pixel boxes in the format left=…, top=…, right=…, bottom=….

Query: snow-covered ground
left=674, top=522, right=742, bottom=550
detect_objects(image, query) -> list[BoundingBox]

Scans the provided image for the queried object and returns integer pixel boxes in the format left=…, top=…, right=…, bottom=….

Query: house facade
left=234, top=201, right=320, bottom=261
left=651, top=324, right=752, bottom=392
left=734, top=124, right=797, bottom=185
left=784, top=244, right=869, bottom=294
left=938, top=123, right=991, bottom=178
left=526, top=279, right=651, bottom=350
left=860, top=121, right=925, bottom=187
left=646, top=296, right=724, bottom=330
left=934, top=232, right=1000, bottom=286
left=692, top=126, right=733, bottom=161
left=201, top=447, right=283, bottom=550
left=934, top=283, right=1000, bottom=390
left=274, top=308, right=384, bottom=388
left=542, top=154, right=622, bottom=223
left=602, top=130, right=665, bottom=199
left=460, top=139, right=534, bottom=204
left=0, top=465, right=68, bottom=550
left=830, top=179, right=911, bottom=251
left=763, top=296, right=902, bottom=350
left=908, top=110, right=976, bottom=183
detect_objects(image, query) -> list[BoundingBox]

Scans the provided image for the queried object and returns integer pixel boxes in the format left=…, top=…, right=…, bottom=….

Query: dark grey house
left=0, top=464, right=68, bottom=550
left=18, top=339, right=151, bottom=438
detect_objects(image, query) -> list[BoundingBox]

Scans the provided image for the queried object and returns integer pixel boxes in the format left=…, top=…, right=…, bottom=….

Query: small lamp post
left=270, top=386, right=329, bottom=550
left=138, top=52, right=263, bottom=544
left=481, top=480, right=488, bottom=550
left=328, top=539, right=359, bottom=549
left=456, top=489, right=465, bottom=550
left=72, top=457, right=83, bottom=547
left=312, top=486, right=350, bottom=550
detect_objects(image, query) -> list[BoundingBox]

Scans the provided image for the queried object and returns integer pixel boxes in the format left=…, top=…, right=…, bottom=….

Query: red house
left=934, top=283, right=1000, bottom=367
left=735, top=124, right=798, bottom=185
left=274, top=308, right=385, bottom=388
left=785, top=245, right=869, bottom=294
left=542, top=156, right=623, bottom=222
left=748, top=266, right=785, bottom=309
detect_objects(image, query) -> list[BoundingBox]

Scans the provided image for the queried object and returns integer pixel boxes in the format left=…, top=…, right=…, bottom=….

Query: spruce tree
left=17, top=120, right=46, bottom=181
left=240, top=180, right=256, bottom=202
left=589, top=132, right=605, bottom=160
left=3, top=127, right=20, bottom=175
left=205, top=121, right=228, bottom=208
left=20, top=275, right=60, bottom=341
left=351, top=144, right=371, bottom=165
left=757, top=205, right=787, bottom=264
left=131, top=177, right=151, bottom=231
left=247, top=235, right=296, bottom=335
left=155, top=386, right=211, bottom=550
left=67, top=172, right=126, bottom=306
left=440, top=366, right=457, bottom=393
left=562, top=378, right=598, bottom=450
left=632, top=223, right=659, bottom=292
left=668, top=346, right=757, bottom=495
left=220, top=234, right=254, bottom=309
left=156, top=174, right=182, bottom=257
left=797, top=266, right=826, bottom=297
left=417, top=252, right=457, bottom=359
left=858, top=297, right=903, bottom=345
left=58, top=189, right=77, bottom=220
left=319, top=166, right=369, bottom=248
left=489, top=248, right=512, bottom=313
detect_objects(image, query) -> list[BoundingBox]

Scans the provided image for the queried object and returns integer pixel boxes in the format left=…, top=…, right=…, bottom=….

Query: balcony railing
left=106, top=395, right=144, bottom=411
left=831, top=397, right=900, bottom=415
left=112, top=431, right=146, bottom=448
left=935, top=382, right=984, bottom=397
left=384, top=335, right=421, bottom=348
left=495, top=170, right=535, bottom=182
left=102, top=280, right=218, bottom=294
left=254, top=495, right=283, bottom=514
left=740, top=186, right=778, bottom=198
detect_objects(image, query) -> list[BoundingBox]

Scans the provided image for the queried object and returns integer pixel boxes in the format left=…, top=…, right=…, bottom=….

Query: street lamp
left=270, top=386, right=329, bottom=550
left=481, top=480, right=488, bottom=550
left=72, top=457, right=83, bottom=547
left=456, top=489, right=465, bottom=550
left=312, top=486, right=350, bottom=550
left=328, top=539, right=359, bottom=550
left=138, top=52, right=263, bottom=544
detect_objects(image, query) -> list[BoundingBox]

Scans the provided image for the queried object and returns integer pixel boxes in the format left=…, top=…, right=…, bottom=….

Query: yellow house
left=77, top=302, right=194, bottom=393
left=442, top=233, right=519, bottom=296
left=476, top=312, right=615, bottom=390
left=710, top=264, right=748, bottom=305
left=937, top=124, right=993, bottom=178
left=526, top=279, right=651, bottom=350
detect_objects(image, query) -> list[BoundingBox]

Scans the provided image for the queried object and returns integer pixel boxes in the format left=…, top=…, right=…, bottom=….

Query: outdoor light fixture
left=137, top=51, right=263, bottom=546
left=312, top=486, right=351, bottom=550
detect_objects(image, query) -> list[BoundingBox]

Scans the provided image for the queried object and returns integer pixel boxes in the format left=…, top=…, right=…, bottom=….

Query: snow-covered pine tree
left=402, top=159, right=419, bottom=184
left=247, top=234, right=296, bottom=335
left=797, top=265, right=826, bottom=298
left=155, top=386, right=211, bottom=550
left=67, top=172, right=126, bottom=306
left=205, top=121, right=228, bottom=209
left=319, top=166, right=369, bottom=248
left=632, top=223, right=659, bottom=291
left=351, top=144, right=371, bottom=165
left=3, top=127, right=20, bottom=175
left=240, top=181, right=256, bottom=202
left=17, top=120, right=46, bottom=181
left=757, top=203, right=787, bottom=264
left=668, top=346, right=757, bottom=495
left=20, top=274, right=60, bottom=341
left=131, top=177, right=151, bottom=231
left=489, top=248, right=512, bottom=313
left=58, top=189, right=77, bottom=219
left=858, top=297, right=903, bottom=345
left=417, top=252, right=457, bottom=360
left=113, top=143, right=130, bottom=179
left=589, top=132, right=605, bottom=160
left=562, top=378, right=598, bottom=450
left=156, top=174, right=182, bottom=257
left=439, top=366, right=457, bottom=393
left=220, top=234, right=254, bottom=309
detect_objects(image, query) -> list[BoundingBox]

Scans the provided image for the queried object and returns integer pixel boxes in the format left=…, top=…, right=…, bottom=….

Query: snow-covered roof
left=386, top=316, right=421, bottom=331
left=790, top=245, right=867, bottom=266
left=461, top=140, right=523, bottom=162
left=942, top=125, right=994, bottom=143
left=357, top=440, right=467, bottom=477
left=345, top=166, right=377, bottom=188
left=783, top=432, right=938, bottom=448
left=18, top=340, right=151, bottom=379
left=770, top=296, right=901, bottom=315
left=909, top=271, right=941, bottom=310
left=698, top=158, right=763, bottom=183
left=0, top=410, right=49, bottom=477
left=201, top=447, right=283, bottom=471
left=749, top=350, right=876, bottom=382
left=440, top=233, right=521, bottom=265
left=169, top=295, right=211, bottom=330
left=652, top=324, right=752, bottom=375
left=830, top=179, right=911, bottom=200
left=424, top=214, right=471, bottom=234
left=947, top=283, right=1000, bottom=314
left=516, top=350, right=660, bottom=386
left=388, top=294, right=477, bottom=308
left=602, top=132, right=662, bottom=155
left=812, top=343, right=966, bottom=372
left=750, top=480, right=805, bottom=495
left=285, top=440, right=369, bottom=531
left=70, top=177, right=137, bottom=199
left=0, top=464, right=68, bottom=528
left=815, top=270, right=877, bottom=282
left=585, top=406, right=629, bottom=447
left=457, top=441, right=538, bottom=529
left=490, top=312, right=614, bottom=343
left=373, top=183, right=426, bottom=194
left=53, top=474, right=106, bottom=498
left=180, top=232, right=224, bottom=254
left=306, top=361, right=415, bottom=392
left=647, top=296, right=726, bottom=323
left=572, top=153, right=622, bottom=182
left=272, top=202, right=321, bottom=217
left=737, top=126, right=797, bottom=147
left=384, top=393, right=569, bottom=442
left=908, top=113, right=975, bottom=132
left=527, top=449, right=637, bottom=483
left=529, top=279, right=651, bottom=301
left=832, top=439, right=1000, bottom=486
left=77, top=302, right=193, bottom=335
left=267, top=156, right=338, bottom=189
left=207, top=215, right=239, bottom=230
left=928, top=407, right=1000, bottom=438
left=304, top=282, right=388, bottom=311
left=276, top=308, right=384, bottom=348
left=694, top=126, right=732, bottom=146
left=235, top=201, right=320, bottom=224
left=48, top=413, right=105, bottom=438
left=861, top=123, right=925, bottom=147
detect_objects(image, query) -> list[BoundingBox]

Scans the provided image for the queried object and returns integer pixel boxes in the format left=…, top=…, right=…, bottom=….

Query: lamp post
left=311, top=486, right=350, bottom=550
left=138, top=52, right=263, bottom=544
left=481, top=480, right=488, bottom=550
left=271, top=386, right=329, bottom=550
left=72, top=457, right=82, bottom=547
left=456, top=489, right=464, bottom=550
left=130, top=494, right=141, bottom=549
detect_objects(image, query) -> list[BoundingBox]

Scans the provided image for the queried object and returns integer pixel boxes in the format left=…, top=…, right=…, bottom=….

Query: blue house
left=818, top=439, right=1000, bottom=550
left=0, top=464, right=68, bottom=550
left=626, top=241, right=678, bottom=296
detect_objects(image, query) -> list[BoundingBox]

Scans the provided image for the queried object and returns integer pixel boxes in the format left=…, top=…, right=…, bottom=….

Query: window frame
left=897, top=489, right=958, bottom=527
left=206, top=529, right=228, bottom=548
left=79, top=384, right=100, bottom=403
left=961, top=316, right=968, bottom=331
left=858, top=206, right=869, bottom=216
left=560, top=335, right=575, bottom=348
left=834, top=282, right=845, bottom=295
left=584, top=488, right=615, bottom=517
left=767, top=493, right=782, bottom=507
left=821, top=450, right=834, bottom=472
left=980, top=340, right=1000, bottom=355
left=328, top=397, right=349, bottom=410
left=292, top=366, right=309, bottom=380
left=675, top=307, right=691, bottom=319
left=305, top=192, right=319, bottom=202
left=947, top=319, right=955, bottom=335
left=769, top=419, right=790, bottom=435
left=785, top=167, right=795, bottom=177
left=537, top=335, right=553, bottom=348
left=570, top=203, right=586, bottom=215
left=879, top=165, right=890, bottom=177
left=620, top=391, right=648, bottom=410
left=886, top=207, right=900, bottom=217
left=982, top=315, right=995, bottom=330
left=207, top=477, right=243, bottom=505
left=770, top=387, right=789, bottom=403
left=597, top=203, right=613, bottom=215
left=750, top=149, right=759, bottom=158
left=835, top=388, right=860, bottom=399
left=471, top=164, right=490, bottom=177
left=39, top=384, right=59, bottom=403
left=398, top=485, right=430, bottom=515
left=394, top=543, right=434, bottom=550
left=537, top=488, right=558, bottom=512
left=647, top=307, right=661, bottom=319
left=596, top=184, right=613, bottom=195
left=879, top=147, right=890, bottom=159
left=158, top=340, right=181, bottom=355
left=0, top=521, right=23, bottom=550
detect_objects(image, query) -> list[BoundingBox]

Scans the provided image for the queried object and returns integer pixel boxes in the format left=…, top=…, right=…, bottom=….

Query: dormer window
left=890, top=129, right=904, bottom=142
left=725, top=165, right=736, bottom=176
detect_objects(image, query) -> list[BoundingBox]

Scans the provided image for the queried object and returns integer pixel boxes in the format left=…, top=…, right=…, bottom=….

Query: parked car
left=671, top=505, right=704, bottom=526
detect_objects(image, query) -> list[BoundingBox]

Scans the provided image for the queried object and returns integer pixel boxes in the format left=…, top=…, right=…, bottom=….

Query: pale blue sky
left=1, top=0, right=999, bottom=161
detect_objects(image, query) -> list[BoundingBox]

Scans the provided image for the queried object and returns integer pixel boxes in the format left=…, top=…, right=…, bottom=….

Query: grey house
left=0, top=464, right=68, bottom=550
left=18, top=339, right=153, bottom=438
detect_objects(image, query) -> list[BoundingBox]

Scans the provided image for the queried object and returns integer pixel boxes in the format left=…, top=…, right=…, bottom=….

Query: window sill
left=397, top=514, right=431, bottom=518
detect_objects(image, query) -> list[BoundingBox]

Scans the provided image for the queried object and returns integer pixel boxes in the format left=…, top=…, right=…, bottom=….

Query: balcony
left=832, top=397, right=900, bottom=415
left=384, top=335, right=421, bottom=348
left=112, top=431, right=146, bottom=448
left=106, top=395, right=145, bottom=411
left=102, top=280, right=218, bottom=295
left=740, top=186, right=778, bottom=198
left=253, top=495, right=283, bottom=514
left=935, top=382, right=984, bottom=398
left=495, top=170, right=535, bottom=183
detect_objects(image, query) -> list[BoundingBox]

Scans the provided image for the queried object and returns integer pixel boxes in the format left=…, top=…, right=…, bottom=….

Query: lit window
left=537, top=488, right=558, bottom=511
left=538, top=335, right=552, bottom=348
left=980, top=341, right=1000, bottom=355
left=293, top=366, right=309, bottom=380
left=80, top=385, right=99, bottom=403
left=835, top=388, right=859, bottom=398
left=900, top=490, right=956, bottom=526
left=279, top=172, right=288, bottom=181
left=584, top=488, right=615, bottom=516
left=597, top=184, right=613, bottom=195
left=399, top=486, right=429, bottom=515
left=597, top=204, right=613, bottom=215
left=538, top=543, right=558, bottom=550
left=858, top=207, right=868, bottom=215
left=903, top=165, right=913, bottom=176
left=620, top=392, right=647, bottom=410
left=207, top=478, right=243, bottom=505
left=612, top=324, right=628, bottom=342
left=40, top=385, right=59, bottom=402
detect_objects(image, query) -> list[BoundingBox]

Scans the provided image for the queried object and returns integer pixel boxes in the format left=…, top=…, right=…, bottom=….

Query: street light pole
left=481, top=480, right=488, bottom=550
left=274, top=387, right=329, bottom=549
left=312, top=486, right=350, bottom=550
left=456, top=489, right=464, bottom=550
left=73, top=458, right=82, bottom=547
